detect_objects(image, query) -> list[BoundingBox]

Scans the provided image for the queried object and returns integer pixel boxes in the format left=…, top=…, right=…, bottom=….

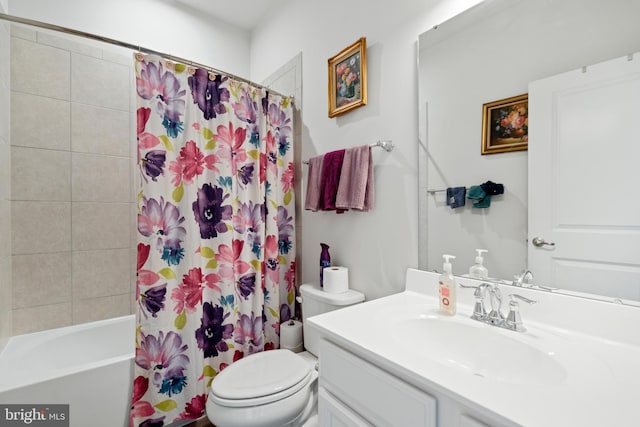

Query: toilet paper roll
left=280, top=320, right=303, bottom=351
left=323, top=266, right=349, bottom=293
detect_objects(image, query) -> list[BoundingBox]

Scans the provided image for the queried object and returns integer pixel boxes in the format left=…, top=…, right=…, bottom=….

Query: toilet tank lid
left=299, top=284, right=365, bottom=305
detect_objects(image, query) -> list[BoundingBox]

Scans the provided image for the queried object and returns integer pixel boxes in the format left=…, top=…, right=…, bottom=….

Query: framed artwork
left=481, top=93, right=528, bottom=154
left=328, top=37, right=367, bottom=118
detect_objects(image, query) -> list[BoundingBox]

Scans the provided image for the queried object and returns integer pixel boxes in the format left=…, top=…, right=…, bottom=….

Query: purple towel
left=336, top=145, right=374, bottom=211
left=304, top=155, right=324, bottom=211
left=319, top=149, right=345, bottom=211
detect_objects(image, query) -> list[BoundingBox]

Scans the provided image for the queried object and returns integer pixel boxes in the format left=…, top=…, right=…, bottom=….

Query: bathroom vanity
left=307, top=269, right=640, bottom=427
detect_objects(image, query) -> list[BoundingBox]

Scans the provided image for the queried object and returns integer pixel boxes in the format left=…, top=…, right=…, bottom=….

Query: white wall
left=250, top=0, right=483, bottom=300
left=8, top=0, right=251, bottom=77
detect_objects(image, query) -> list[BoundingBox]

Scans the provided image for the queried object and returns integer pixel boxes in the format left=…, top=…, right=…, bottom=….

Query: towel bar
left=302, top=140, right=393, bottom=164
left=427, top=188, right=469, bottom=194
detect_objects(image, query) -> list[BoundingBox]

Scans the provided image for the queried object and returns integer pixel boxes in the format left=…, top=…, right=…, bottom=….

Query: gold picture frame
left=481, top=93, right=528, bottom=154
left=328, top=37, right=367, bottom=118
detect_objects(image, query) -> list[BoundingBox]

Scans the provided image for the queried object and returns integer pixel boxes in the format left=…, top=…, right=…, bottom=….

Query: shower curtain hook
left=135, top=45, right=144, bottom=61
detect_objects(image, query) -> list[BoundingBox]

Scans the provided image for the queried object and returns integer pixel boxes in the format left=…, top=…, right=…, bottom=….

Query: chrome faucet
left=460, top=282, right=537, bottom=332
left=505, top=294, right=537, bottom=332
left=513, top=269, right=534, bottom=286
left=514, top=268, right=559, bottom=291
left=465, top=282, right=490, bottom=321
left=485, top=283, right=505, bottom=326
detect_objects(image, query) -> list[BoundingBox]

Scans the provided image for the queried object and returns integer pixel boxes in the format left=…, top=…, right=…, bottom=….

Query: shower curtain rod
left=0, top=12, right=293, bottom=100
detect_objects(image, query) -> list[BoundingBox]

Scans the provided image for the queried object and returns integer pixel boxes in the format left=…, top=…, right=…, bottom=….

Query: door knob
left=532, top=237, right=555, bottom=248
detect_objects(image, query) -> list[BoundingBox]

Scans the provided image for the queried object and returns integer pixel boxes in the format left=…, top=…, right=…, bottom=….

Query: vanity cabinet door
left=319, top=340, right=437, bottom=427
left=318, top=386, right=373, bottom=427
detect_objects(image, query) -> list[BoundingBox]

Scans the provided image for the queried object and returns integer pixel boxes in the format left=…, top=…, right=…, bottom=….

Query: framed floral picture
left=481, top=93, right=528, bottom=154
left=328, top=37, right=367, bottom=118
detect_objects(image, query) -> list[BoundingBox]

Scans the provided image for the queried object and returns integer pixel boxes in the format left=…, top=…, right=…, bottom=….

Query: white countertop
left=307, top=269, right=640, bottom=427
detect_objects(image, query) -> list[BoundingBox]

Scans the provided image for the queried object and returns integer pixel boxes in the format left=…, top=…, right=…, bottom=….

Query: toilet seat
left=209, top=349, right=313, bottom=408
left=209, top=371, right=313, bottom=407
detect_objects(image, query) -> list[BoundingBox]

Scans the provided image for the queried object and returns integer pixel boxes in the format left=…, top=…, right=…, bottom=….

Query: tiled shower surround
left=0, top=5, right=12, bottom=350
left=9, top=26, right=136, bottom=334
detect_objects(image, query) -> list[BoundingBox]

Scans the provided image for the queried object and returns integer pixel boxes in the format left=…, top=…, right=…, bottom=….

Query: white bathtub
left=0, top=315, right=135, bottom=427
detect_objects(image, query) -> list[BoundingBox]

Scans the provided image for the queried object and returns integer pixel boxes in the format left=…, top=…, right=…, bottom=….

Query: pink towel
left=335, top=145, right=374, bottom=211
left=319, top=149, right=346, bottom=211
left=304, top=155, right=324, bottom=211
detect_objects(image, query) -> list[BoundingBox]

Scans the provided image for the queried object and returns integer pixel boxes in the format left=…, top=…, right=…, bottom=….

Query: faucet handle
left=459, top=282, right=487, bottom=297
left=460, top=281, right=494, bottom=292
left=505, top=294, right=537, bottom=332
left=459, top=283, right=490, bottom=320
left=509, top=294, right=537, bottom=305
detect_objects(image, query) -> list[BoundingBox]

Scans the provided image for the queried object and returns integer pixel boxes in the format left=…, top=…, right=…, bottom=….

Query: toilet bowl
left=206, top=349, right=317, bottom=427
left=206, top=284, right=365, bottom=427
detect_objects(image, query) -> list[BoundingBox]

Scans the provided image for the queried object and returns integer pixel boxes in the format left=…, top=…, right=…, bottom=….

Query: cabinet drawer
left=319, top=340, right=436, bottom=427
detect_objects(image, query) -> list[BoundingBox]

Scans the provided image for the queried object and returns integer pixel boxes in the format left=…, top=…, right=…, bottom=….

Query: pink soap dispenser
left=439, top=254, right=457, bottom=315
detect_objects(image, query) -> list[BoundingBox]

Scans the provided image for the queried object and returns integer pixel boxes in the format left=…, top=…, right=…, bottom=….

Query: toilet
left=206, top=283, right=365, bottom=427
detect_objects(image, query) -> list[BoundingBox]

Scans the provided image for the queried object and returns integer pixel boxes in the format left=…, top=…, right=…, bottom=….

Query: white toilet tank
left=299, top=284, right=365, bottom=356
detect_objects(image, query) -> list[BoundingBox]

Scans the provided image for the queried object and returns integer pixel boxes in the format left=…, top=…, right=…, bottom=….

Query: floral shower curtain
left=130, top=54, right=296, bottom=426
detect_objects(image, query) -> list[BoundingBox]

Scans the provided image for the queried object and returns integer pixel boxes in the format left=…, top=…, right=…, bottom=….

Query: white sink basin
left=307, top=269, right=640, bottom=427
left=393, top=314, right=567, bottom=386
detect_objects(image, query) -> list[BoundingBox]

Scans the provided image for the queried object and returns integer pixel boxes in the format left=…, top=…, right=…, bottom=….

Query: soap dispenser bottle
left=439, top=255, right=457, bottom=315
left=320, top=243, right=331, bottom=288
left=469, top=249, right=489, bottom=279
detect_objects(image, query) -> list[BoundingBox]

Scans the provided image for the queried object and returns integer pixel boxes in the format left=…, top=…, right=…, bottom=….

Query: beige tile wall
left=11, top=92, right=70, bottom=150
left=10, top=26, right=136, bottom=335
left=0, top=8, right=12, bottom=351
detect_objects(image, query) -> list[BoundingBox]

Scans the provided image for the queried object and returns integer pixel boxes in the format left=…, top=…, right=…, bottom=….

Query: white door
left=528, top=53, right=640, bottom=301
